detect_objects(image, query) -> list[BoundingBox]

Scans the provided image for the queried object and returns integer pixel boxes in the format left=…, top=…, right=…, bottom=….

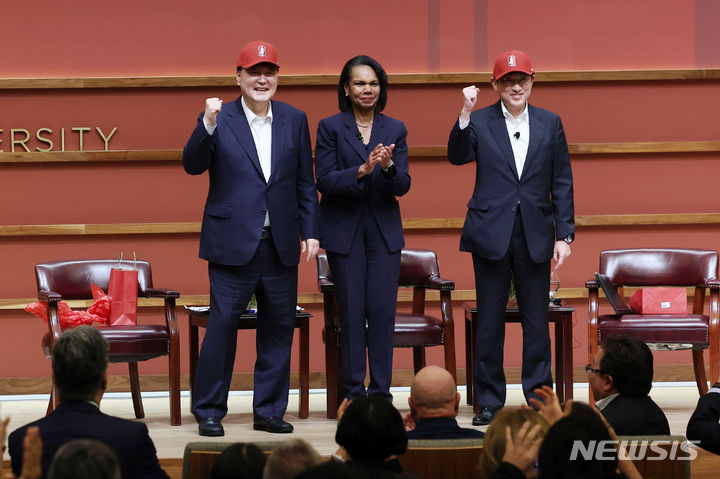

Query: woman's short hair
left=478, top=408, right=550, bottom=478
left=335, top=394, right=407, bottom=464
left=263, top=439, right=322, bottom=479
left=538, top=402, right=618, bottom=479
left=211, top=443, right=266, bottom=479
left=48, top=439, right=120, bottom=479
left=337, top=55, right=388, bottom=112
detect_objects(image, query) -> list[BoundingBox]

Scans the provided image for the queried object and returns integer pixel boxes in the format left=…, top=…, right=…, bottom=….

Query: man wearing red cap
left=448, top=50, right=575, bottom=425
left=183, top=41, right=319, bottom=435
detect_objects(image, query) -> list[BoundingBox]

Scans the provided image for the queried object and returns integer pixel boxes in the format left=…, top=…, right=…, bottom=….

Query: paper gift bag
left=629, top=287, right=687, bottom=314
left=108, top=253, right=139, bottom=326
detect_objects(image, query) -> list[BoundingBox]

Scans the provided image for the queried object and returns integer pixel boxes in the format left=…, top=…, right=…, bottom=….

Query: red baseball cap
left=237, top=40, right=279, bottom=69
left=492, top=50, right=534, bottom=80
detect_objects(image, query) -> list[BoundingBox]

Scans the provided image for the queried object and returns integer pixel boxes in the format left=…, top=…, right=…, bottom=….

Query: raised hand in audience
left=500, top=420, right=542, bottom=478
left=529, top=385, right=573, bottom=425
left=19, top=427, right=42, bottom=479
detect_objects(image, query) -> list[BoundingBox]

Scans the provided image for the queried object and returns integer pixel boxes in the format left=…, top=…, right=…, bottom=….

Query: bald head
left=409, top=366, right=459, bottom=419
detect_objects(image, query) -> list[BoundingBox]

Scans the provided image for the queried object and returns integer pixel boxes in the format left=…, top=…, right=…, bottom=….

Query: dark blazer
left=601, top=394, right=670, bottom=436
left=687, top=391, right=720, bottom=454
left=315, top=110, right=411, bottom=255
left=183, top=98, right=319, bottom=266
left=406, top=417, right=485, bottom=440
left=447, top=101, right=574, bottom=262
left=8, top=401, right=168, bottom=479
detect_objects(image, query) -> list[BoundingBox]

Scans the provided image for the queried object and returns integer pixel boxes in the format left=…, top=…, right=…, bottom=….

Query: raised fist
left=203, top=98, right=223, bottom=126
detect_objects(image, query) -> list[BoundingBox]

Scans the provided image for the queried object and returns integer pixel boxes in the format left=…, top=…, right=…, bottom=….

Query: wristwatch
left=563, top=234, right=574, bottom=245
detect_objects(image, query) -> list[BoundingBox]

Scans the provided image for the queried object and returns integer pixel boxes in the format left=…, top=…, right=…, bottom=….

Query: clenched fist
left=459, top=85, right=479, bottom=124
left=203, top=98, right=223, bottom=127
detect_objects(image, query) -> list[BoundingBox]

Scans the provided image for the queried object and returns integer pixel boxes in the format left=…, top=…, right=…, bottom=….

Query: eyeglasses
left=585, top=364, right=603, bottom=374
left=498, top=75, right=532, bottom=88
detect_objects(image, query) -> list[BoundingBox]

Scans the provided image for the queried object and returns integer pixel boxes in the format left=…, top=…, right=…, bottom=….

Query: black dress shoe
left=473, top=406, right=503, bottom=426
left=253, top=416, right=294, bottom=434
left=198, top=416, right=224, bottom=437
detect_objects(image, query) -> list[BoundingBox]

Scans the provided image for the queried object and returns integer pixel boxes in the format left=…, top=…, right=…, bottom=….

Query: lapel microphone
left=356, top=132, right=364, bottom=142
left=514, top=131, right=520, bottom=140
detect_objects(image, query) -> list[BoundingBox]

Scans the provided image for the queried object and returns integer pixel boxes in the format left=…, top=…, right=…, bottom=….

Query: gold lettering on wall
left=0, top=127, right=119, bottom=152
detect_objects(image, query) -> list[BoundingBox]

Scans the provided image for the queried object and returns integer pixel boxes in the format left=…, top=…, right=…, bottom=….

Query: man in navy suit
left=688, top=382, right=720, bottom=455
left=8, top=326, right=168, bottom=479
left=406, top=366, right=484, bottom=439
left=183, top=40, right=319, bottom=435
left=448, top=50, right=575, bottom=425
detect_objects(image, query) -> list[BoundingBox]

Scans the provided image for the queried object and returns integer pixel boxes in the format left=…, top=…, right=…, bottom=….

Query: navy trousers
left=327, top=205, right=401, bottom=400
left=472, top=211, right=553, bottom=407
left=192, top=238, right=298, bottom=421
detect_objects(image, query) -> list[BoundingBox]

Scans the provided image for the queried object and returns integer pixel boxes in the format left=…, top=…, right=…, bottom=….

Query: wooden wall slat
left=2, top=141, right=720, bottom=164
left=1, top=213, right=717, bottom=238
left=2, top=69, right=720, bottom=90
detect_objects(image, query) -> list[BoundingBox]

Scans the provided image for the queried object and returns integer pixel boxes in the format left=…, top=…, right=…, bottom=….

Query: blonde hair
left=478, top=408, right=550, bottom=479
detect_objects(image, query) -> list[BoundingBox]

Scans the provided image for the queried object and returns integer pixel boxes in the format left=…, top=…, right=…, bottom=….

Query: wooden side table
left=464, top=302, right=574, bottom=411
left=186, top=307, right=312, bottom=419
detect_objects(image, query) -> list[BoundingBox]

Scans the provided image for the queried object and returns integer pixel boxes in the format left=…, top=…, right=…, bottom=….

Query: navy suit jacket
left=183, top=98, right=319, bottom=266
left=447, top=101, right=574, bottom=262
left=315, top=111, right=411, bottom=255
left=8, top=401, right=168, bottom=479
left=687, top=391, right=720, bottom=454
left=601, top=394, right=670, bottom=436
left=406, top=416, right=484, bottom=440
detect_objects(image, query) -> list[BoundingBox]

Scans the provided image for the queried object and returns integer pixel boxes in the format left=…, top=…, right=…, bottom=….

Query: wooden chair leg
left=168, top=346, right=181, bottom=426
left=325, top=328, right=340, bottom=419
left=299, top=316, right=310, bottom=419
left=413, top=347, right=426, bottom=374
left=693, top=349, right=709, bottom=396
left=46, top=383, right=57, bottom=416
left=128, top=361, right=145, bottom=419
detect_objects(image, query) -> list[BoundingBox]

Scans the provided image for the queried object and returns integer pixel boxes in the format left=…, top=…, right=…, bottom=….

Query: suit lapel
left=224, top=98, right=265, bottom=182
left=523, top=104, right=545, bottom=178
left=488, top=102, right=520, bottom=181
left=368, top=113, right=387, bottom=149
left=342, top=110, right=369, bottom=164
left=269, top=102, right=285, bottom=184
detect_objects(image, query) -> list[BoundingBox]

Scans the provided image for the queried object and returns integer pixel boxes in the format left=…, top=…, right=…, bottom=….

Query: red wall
left=1, top=0, right=720, bottom=381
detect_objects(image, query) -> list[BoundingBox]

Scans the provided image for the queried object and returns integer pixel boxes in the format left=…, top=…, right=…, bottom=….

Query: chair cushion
left=598, top=314, right=709, bottom=347
left=394, top=313, right=444, bottom=347
left=42, top=325, right=170, bottom=362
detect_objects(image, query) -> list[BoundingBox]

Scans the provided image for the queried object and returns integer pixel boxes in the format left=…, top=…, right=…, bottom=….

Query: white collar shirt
left=500, top=101, right=530, bottom=179
left=241, top=96, right=273, bottom=226
left=595, top=392, right=620, bottom=411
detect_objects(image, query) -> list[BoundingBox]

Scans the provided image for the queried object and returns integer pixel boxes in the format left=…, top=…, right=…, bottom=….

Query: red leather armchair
left=35, top=259, right=181, bottom=425
left=317, top=248, right=456, bottom=418
left=587, top=248, right=719, bottom=398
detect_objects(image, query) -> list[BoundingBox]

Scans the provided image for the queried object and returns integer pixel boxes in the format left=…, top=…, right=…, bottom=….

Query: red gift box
left=629, top=287, right=687, bottom=314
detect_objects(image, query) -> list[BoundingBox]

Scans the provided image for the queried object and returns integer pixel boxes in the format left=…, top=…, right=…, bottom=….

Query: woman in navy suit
left=315, top=55, right=411, bottom=400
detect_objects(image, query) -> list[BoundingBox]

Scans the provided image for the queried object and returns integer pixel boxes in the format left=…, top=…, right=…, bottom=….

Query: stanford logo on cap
left=258, top=45, right=267, bottom=57
left=507, top=55, right=517, bottom=67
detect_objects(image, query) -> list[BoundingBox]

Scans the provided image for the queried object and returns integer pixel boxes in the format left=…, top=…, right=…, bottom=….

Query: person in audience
left=263, top=439, right=323, bottom=479
left=405, top=365, right=484, bottom=439
left=478, top=408, right=549, bottom=478
left=8, top=326, right=168, bottom=479
left=447, top=49, right=575, bottom=426
left=687, top=381, right=720, bottom=454
left=48, top=440, right=120, bottom=479
left=295, top=460, right=364, bottom=479
left=183, top=39, right=319, bottom=436
left=335, top=395, right=412, bottom=478
left=211, top=443, right=266, bottom=479
left=314, top=54, right=411, bottom=402
left=1, top=420, right=42, bottom=479
left=588, top=334, right=670, bottom=435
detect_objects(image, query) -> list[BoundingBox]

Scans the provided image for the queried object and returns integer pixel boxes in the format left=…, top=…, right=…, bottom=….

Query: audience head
left=538, top=401, right=618, bottom=479
left=337, top=55, right=388, bottom=112
left=409, top=365, right=460, bottom=420
left=335, top=394, right=407, bottom=464
left=48, top=439, right=120, bottom=479
left=52, top=326, right=109, bottom=403
left=211, top=443, right=266, bottom=479
left=479, top=408, right=550, bottom=479
left=590, top=334, right=653, bottom=399
left=263, top=439, right=322, bottom=479
left=295, top=460, right=364, bottom=479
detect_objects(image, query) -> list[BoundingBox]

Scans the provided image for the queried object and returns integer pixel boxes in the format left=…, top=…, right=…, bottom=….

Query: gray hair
left=52, top=326, right=109, bottom=402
